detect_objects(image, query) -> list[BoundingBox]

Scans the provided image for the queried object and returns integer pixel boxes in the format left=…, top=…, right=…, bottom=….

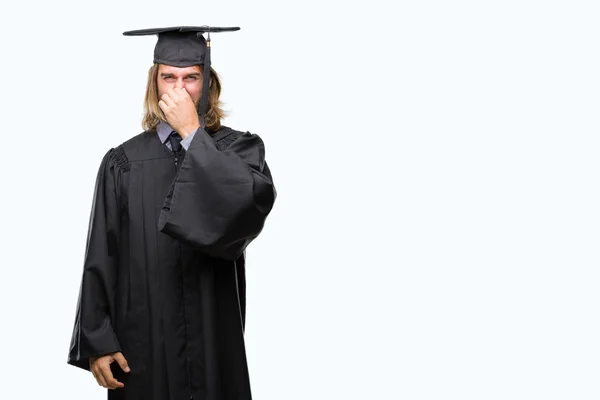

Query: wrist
left=179, top=124, right=200, bottom=139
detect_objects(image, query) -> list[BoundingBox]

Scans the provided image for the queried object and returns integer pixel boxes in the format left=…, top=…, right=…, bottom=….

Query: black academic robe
left=67, top=126, right=276, bottom=400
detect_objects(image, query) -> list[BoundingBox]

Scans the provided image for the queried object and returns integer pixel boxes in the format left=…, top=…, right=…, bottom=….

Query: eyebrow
left=160, top=73, right=201, bottom=78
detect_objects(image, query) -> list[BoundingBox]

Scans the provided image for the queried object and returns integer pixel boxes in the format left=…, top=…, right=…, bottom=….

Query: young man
left=67, top=26, right=276, bottom=400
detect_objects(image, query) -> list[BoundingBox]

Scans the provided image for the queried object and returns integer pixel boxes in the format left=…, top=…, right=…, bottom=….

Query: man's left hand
left=158, top=87, right=200, bottom=139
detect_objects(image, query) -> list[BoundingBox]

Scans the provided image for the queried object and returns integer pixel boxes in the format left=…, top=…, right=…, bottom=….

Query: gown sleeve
left=158, top=128, right=277, bottom=260
left=67, top=148, right=122, bottom=371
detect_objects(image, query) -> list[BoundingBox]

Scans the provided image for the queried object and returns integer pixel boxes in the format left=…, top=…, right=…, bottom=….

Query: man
left=67, top=26, right=276, bottom=400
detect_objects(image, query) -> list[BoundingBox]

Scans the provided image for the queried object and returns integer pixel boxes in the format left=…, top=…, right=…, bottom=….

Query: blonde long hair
left=142, top=64, right=226, bottom=133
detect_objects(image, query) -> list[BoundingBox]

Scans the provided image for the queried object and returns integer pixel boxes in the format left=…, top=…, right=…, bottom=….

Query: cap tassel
left=198, top=30, right=211, bottom=130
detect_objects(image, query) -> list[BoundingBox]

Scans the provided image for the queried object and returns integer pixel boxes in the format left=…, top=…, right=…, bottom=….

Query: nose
left=174, top=77, right=184, bottom=89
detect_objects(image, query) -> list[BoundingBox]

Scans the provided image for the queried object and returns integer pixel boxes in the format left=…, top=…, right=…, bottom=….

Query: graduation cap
left=123, top=26, right=240, bottom=128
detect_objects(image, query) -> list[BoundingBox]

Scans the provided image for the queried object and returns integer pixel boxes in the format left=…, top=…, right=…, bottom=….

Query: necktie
left=168, top=131, right=182, bottom=154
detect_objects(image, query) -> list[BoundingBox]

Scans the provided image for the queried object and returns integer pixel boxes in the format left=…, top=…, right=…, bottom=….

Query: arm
left=67, top=149, right=122, bottom=371
left=158, top=128, right=277, bottom=260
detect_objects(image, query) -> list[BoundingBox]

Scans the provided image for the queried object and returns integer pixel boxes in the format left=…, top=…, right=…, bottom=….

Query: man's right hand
left=89, top=352, right=130, bottom=389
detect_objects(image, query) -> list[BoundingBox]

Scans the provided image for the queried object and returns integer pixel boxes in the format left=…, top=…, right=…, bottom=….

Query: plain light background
left=0, top=0, right=599, bottom=399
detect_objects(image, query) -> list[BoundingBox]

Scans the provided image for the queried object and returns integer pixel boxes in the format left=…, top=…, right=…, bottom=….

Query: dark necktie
left=168, top=131, right=183, bottom=154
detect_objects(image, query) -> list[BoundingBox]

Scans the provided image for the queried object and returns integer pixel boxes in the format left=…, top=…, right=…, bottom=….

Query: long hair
left=142, top=63, right=226, bottom=133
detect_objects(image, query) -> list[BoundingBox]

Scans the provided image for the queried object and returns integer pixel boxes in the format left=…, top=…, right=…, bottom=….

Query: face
left=157, top=64, right=203, bottom=106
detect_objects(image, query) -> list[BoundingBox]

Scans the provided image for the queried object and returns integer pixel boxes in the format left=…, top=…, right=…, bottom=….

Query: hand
left=158, top=86, right=200, bottom=138
left=90, top=352, right=130, bottom=389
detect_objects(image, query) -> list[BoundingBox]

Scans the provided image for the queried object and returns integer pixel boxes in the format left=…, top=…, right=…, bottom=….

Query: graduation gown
left=67, top=126, right=276, bottom=400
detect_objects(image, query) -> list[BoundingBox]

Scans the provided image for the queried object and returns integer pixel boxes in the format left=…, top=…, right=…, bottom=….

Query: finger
left=158, top=100, right=169, bottom=112
left=167, top=88, right=181, bottom=102
left=113, top=352, right=131, bottom=373
left=91, top=369, right=98, bottom=384
left=173, top=86, right=189, bottom=102
left=161, top=93, right=175, bottom=108
left=100, top=364, right=124, bottom=389
left=92, top=366, right=108, bottom=388
left=179, top=87, right=191, bottom=99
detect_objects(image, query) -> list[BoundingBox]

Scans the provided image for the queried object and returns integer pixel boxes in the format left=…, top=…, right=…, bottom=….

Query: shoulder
left=93, top=147, right=129, bottom=177
left=213, top=125, right=265, bottom=151
left=108, top=145, right=130, bottom=173
left=109, top=130, right=163, bottom=165
left=214, top=126, right=268, bottom=171
left=97, top=131, right=155, bottom=174
left=119, top=130, right=157, bottom=155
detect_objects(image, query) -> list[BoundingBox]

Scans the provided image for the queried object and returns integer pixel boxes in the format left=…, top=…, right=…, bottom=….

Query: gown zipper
left=174, top=153, right=193, bottom=400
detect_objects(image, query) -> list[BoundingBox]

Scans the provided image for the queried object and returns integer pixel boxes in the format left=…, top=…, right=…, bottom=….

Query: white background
left=0, top=0, right=599, bottom=399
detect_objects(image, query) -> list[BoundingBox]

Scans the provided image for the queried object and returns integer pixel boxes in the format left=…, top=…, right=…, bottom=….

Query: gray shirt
left=157, top=121, right=196, bottom=151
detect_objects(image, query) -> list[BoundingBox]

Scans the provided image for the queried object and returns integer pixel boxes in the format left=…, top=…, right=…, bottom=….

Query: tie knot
left=168, top=131, right=182, bottom=153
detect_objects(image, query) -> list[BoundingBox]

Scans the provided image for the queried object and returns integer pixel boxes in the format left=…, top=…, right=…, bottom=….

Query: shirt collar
left=157, top=120, right=174, bottom=144
left=157, top=120, right=217, bottom=141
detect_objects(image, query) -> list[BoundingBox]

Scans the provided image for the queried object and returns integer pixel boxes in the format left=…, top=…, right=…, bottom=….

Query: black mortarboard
left=123, top=26, right=240, bottom=128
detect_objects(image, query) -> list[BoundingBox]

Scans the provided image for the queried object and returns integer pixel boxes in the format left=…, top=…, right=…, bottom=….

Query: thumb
left=113, top=352, right=130, bottom=373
